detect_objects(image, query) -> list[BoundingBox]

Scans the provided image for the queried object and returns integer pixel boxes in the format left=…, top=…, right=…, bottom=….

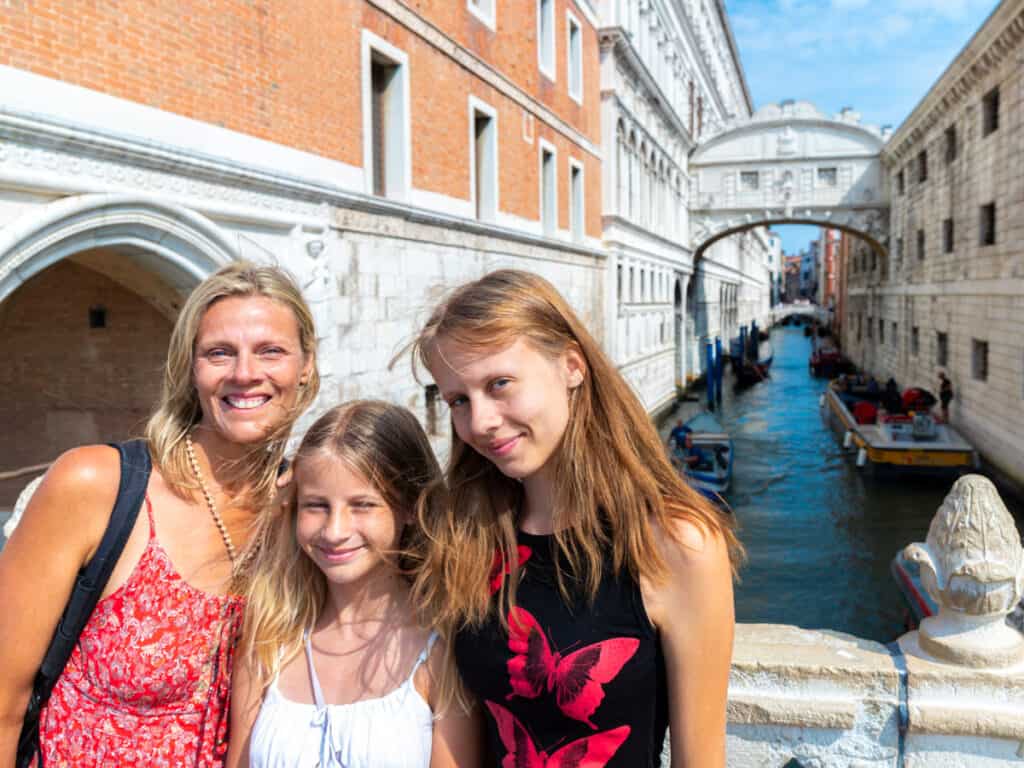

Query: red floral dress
left=39, top=497, right=243, bottom=767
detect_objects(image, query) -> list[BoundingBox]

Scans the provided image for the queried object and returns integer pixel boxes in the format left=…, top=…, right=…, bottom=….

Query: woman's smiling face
left=429, top=337, right=584, bottom=482
left=192, top=295, right=311, bottom=449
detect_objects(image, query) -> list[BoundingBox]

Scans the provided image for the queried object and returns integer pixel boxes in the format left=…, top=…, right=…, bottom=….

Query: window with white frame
left=569, top=159, right=584, bottom=242
left=538, top=0, right=555, bottom=79
left=567, top=12, right=583, bottom=103
left=470, top=98, right=498, bottom=222
left=362, top=32, right=409, bottom=201
left=739, top=171, right=759, bottom=191
left=467, top=0, right=495, bottom=29
left=539, top=142, right=557, bottom=235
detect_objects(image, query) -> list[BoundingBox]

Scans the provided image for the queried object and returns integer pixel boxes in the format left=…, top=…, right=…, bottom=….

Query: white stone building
left=597, top=0, right=777, bottom=411
left=840, top=0, right=1024, bottom=486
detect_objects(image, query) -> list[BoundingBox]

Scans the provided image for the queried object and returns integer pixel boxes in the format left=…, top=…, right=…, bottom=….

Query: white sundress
left=249, top=631, right=437, bottom=768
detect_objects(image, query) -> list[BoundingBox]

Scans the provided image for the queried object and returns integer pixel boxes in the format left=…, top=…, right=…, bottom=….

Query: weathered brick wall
left=0, top=0, right=601, bottom=236
left=0, top=259, right=172, bottom=506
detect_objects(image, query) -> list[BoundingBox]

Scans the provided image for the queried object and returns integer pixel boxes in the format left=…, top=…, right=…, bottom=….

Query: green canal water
left=661, top=325, right=1024, bottom=643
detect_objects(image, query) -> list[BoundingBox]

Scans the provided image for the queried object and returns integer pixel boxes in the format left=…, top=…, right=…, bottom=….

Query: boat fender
left=818, top=394, right=825, bottom=408
left=856, top=448, right=868, bottom=468
left=843, top=431, right=854, bottom=449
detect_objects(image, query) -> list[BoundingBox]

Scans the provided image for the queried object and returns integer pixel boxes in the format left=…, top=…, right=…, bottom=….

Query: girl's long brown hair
left=408, top=270, right=743, bottom=704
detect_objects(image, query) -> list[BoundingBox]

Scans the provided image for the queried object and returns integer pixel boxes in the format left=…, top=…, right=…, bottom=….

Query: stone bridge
left=689, top=100, right=892, bottom=259
left=769, top=302, right=831, bottom=325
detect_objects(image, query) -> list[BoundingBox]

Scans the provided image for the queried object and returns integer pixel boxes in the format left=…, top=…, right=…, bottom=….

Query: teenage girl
left=411, top=270, right=742, bottom=767
left=226, top=400, right=480, bottom=768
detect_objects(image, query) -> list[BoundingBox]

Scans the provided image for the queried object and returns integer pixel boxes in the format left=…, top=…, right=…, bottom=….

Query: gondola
left=671, top=412, right=734, bottom=496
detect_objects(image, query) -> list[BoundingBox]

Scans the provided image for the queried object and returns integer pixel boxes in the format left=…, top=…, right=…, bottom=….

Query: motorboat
left=670, top=412, right=734, bottom=497
left=820, top=377, right=978, bottom=473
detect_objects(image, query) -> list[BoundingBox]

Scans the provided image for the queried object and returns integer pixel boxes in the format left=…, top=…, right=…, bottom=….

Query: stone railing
left=727, top=474, right=1024, bottom=767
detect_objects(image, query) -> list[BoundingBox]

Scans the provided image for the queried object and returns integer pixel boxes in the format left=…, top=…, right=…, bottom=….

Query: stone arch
left=0, top=194, right=238, bottom=503
left=0, top=193, right=238, bottom=306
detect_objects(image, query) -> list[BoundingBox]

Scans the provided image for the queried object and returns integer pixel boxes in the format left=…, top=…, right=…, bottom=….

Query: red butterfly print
left=506, top=607, right=639, bottom=729
left=486, top=700, right=630, bottom=768
left=490, top=545, right=533, bottom=596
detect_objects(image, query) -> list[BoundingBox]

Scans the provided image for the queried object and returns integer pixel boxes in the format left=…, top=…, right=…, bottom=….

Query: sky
left=724, top=0, right=1000, bottom=254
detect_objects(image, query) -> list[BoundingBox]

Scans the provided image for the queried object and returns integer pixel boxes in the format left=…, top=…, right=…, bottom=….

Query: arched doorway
left=686, top=275, right=699, bottom=378
left=0, top=194, right=236, bottom=506
left=673, top=278, right=683, bottom=391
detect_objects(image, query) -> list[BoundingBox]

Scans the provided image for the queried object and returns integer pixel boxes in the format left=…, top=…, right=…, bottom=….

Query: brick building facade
left=0, top=0, right=769, bottom=504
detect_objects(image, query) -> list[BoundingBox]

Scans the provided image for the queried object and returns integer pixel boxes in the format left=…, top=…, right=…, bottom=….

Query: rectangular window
left=917, top=150, right=928, bottom=183
left=937, top=332, right=948, bottom=368
left=470, top=101, right=498, bottom=222
left=467, top=0, right=495, bottom=28
left=896, top=169, right=905, bottom=195
left=972, top=339, right=989, bottom=382
left=540, top=143, right=556, bottom=235
left=688, top=81, right=695, bottom=136
left=567, top=12, right=583, bottom=103
left=362, top=33, right=409, bottom=201
left=912, top=326, right=919, bottom=356
left=879, top=318, right=885, bottom=344
left=944, top=125, right=957, bottom=163
left=980, top=203, right=996, bottom=246
left=917, top=229, right=926, bottom=261
left=942, top=218, right=954, bottom=253
left=569, top=159, right=584, bottom=242
left=892, top=322, right=898, bottom=346
left=896, top=236, right=904, bottom=263
left=538, top=0, right=555, bottom=79
left=739, top=171, right=759, bottom=191
left=857, top=314, right=862, bottom=341
left=867, top=316, right=874, bottom=340
left=983, top=87, right=1000, bottom=136
left=697, top=97, right=704, bottom=138
left=616, top=265, right=623, bottom=301
left=817, top=167, right=838, bottom=187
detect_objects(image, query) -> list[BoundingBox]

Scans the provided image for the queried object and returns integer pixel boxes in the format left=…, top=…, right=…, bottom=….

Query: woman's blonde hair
left=240, top=400, right=447, bottom=697
left=408, top=269, right=743, bottom=698
left=144, top=260, right=320, bottom=510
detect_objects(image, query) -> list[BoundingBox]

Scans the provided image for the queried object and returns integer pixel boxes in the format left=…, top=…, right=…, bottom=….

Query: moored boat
left=820, top=378, right=979, bottom=473
left=670, top=412, right=734, bottom=497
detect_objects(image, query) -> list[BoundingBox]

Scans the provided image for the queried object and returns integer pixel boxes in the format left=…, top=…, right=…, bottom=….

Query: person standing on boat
left=667, top=419, right=689, bottom=450
left=939, top=372, right=954, bottom=422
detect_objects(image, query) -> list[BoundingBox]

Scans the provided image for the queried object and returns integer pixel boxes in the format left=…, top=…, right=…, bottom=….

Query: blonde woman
left=412, top=270, right=742, bottom=767
left=0, top=262, right=319, bottom=767
left=226, top=401, right=480, bottom=768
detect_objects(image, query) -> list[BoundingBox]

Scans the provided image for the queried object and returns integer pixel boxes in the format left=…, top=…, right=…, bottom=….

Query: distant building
left=816, top=228, right=840, bottom=312
left=783, top=254, right=803, bottom=302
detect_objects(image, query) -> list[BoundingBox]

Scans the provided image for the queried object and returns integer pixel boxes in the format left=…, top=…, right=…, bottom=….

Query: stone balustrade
left=725, top=474, right=1024, bottom=767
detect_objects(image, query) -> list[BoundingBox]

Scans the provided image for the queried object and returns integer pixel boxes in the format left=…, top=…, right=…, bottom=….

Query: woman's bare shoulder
left=24, top=444, right=124, bottom=544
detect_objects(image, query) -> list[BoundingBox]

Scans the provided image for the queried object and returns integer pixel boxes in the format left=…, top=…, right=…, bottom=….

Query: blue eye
left=448, top=395, right=468, bottom=408
left=491, top=378, right=511, bottom=391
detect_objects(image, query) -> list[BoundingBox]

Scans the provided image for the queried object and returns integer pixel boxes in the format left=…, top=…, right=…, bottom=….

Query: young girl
left=226, top=401, right=479, bottom=768
left=412, top=270, right=743, bottom=767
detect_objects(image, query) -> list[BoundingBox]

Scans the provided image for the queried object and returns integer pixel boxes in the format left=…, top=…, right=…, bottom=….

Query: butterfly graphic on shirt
left=486, top=700, right=630, bottom=768
left=490, top=545, right=533, bottom=596
left=506, top=607, right=639, bottom=729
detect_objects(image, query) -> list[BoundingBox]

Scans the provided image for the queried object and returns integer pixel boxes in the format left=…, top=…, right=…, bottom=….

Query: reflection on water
left=661, top=326, right=1024, bottom=643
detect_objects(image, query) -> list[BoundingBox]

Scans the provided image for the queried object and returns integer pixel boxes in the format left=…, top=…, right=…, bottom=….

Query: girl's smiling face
left=428, top=337, right=584, bottom=482
left=294, top=450, right=403, bottom=587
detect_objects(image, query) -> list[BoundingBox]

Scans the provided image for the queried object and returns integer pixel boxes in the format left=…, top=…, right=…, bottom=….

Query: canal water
left=661, top=325, right=1024, bottom=643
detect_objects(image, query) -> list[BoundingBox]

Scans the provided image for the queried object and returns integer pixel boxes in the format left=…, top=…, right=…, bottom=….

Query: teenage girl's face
left=430, top=336, right=584, bottom=481
left=192, top=296, right=311, bottom=449
left=294, top=450, right=403, bottom=587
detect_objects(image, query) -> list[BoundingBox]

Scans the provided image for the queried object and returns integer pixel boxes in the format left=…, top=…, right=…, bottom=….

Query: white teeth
left=226, top=396, right=270, bottom=410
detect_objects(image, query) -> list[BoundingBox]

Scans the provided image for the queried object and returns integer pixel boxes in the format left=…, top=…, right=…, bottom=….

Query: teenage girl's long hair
left=239, top=400, right=448, bottom=698
left=408, top=270, right=744, bottom=704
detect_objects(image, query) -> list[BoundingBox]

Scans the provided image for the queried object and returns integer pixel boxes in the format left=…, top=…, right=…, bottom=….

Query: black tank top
left=454, top=529, right=669, bottom=767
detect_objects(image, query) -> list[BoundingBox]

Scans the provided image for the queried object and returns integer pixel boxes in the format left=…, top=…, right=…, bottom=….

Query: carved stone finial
left=903, top=474, right=1024, bottom=667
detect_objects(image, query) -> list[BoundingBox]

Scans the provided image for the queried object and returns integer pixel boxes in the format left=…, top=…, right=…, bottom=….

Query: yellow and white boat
left=820, top=384, right=979, bottom=472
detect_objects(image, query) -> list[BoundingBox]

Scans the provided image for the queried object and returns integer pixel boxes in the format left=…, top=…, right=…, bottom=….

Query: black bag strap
left=17, top=439, right=151, bottom=767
